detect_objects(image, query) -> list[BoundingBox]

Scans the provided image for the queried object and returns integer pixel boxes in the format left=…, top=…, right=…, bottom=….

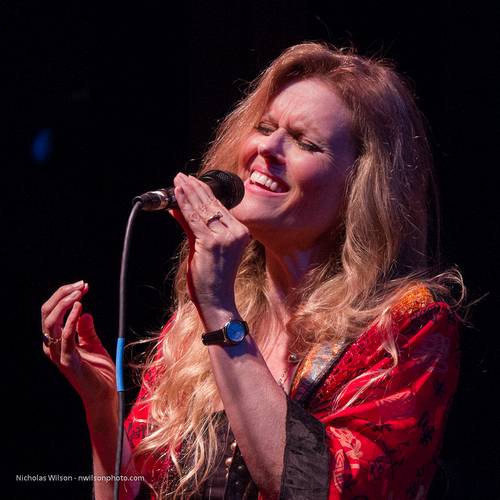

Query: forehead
left=263, top=78, right=353, bottom=141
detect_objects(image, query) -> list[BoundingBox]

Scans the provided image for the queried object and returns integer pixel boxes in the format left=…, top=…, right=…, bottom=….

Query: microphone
left=134, top=170, right=245, bottom=212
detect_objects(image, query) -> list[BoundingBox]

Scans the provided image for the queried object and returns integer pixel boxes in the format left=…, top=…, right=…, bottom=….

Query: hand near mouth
left=169, top=172, right=252, bottom=328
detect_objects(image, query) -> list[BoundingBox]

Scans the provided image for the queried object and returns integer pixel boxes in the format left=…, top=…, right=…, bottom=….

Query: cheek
left=293, top=157, right=340, bottom=191
left=295, top=169, right=348, bottom=217
left=237, top=136, right=260, bottom=170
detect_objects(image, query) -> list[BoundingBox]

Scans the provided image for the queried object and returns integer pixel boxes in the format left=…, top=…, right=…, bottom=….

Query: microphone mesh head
left=198, top=170, right=245, bottom=209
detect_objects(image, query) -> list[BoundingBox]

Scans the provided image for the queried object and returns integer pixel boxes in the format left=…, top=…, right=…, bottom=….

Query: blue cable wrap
left=116, top=338, right=126, bottom=392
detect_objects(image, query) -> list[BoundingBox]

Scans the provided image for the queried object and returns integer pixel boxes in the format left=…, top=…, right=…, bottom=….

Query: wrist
left=198, top=304, right=242, bottom=332
left=84, top=395, right=118, bottom=428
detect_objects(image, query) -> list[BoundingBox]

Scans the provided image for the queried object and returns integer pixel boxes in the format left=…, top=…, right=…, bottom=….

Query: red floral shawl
left=126, top=286, right=460, bottom=499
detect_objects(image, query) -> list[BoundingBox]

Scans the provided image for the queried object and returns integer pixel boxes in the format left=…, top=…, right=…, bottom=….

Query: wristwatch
left=202, top=319, right=249, bottom=346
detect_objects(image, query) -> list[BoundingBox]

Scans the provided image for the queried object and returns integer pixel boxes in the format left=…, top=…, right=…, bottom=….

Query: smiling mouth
left=249, top=170, right=289, bottom=193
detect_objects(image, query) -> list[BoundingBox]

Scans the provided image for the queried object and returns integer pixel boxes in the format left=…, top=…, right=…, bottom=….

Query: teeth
left=250, top=171, right=284, bottom=192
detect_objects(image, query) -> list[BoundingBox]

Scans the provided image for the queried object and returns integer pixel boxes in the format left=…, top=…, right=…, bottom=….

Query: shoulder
left=390, top=284, right=460, bottom=345
left=351, top=284, right=459, bottom=362
left=391, top=284, right=436, bottom=325
left=309, top=285, right=460, bottom=408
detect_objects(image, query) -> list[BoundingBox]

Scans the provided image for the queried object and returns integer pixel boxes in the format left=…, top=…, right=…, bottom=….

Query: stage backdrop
left=4, top=1, right=498, bottom=498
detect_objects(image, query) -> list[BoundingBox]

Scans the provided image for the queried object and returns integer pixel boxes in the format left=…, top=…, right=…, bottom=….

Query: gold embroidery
left=290, top=348, right=315, bottom=395
left=391, top=285, right=434, bottom=324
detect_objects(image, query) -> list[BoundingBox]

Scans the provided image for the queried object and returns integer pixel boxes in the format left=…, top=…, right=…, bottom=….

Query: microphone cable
left=114, top=200, right=142, bottom=500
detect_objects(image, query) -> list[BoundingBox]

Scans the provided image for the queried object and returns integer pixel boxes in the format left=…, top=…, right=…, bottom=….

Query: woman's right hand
left=41, top=281, right=116, bottom=411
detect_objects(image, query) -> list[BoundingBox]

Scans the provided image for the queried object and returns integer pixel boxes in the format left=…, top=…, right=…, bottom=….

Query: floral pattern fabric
left=126, top=288, right=460, bottom=499
left=279, top=299, right=459, bottom=499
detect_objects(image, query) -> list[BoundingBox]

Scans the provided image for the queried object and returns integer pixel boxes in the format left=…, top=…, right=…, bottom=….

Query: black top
left=198, top=398, right=329, bottom=500
left=200, top=415, right=234, bottom=499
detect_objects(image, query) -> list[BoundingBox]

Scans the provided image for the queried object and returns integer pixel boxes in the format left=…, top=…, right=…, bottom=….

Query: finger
left=175, top=175, right=247, bottom=241
left=181, top=175, right=220, bottom=219
left=188, top=176, right=247, bottom=229
left=190, top=175, right=219, bottom=204
left=76, top=313, right=100, bottom=348
left=185, top=176, right=232, bottom=233
left=186, top=175, right=217, bottom=206
left=60, top=301, right=83, bottom=367
left=173, top=183, right=215, bottom=236
left=43, top=287, right=87, bottom=340
left=190, top=177, right=251, bottom=237
left=174, top=174, right=211, bottom=213
left=41, top=280, right=86, bottom=322
left=43, top=343, right=62, bottom=365
left=174, top=178, right=229, bottom=235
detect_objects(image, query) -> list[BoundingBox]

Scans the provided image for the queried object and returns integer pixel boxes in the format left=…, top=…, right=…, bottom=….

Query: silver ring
left=205, top=211, right=223, bottom=226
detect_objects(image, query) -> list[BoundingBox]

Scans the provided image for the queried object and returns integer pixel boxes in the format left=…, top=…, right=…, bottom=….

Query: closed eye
left=255, top=122, right=275, bottom=135
left=256, top=122, right=324, bottom=153
left=293, top=135, right=323, bottom=153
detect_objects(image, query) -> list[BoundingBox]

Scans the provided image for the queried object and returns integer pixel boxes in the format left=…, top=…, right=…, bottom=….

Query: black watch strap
left=202, top=319, right=248, bottom=346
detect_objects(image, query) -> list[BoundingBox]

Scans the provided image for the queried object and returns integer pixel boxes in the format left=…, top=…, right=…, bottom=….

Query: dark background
left=4, top=1, right=499, bottom=498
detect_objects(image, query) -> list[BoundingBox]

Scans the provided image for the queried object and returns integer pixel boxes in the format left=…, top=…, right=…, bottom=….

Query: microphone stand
left=113, top=200, right=142, bottom=500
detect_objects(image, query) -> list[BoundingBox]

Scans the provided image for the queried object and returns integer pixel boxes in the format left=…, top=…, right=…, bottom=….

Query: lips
left=249, top=167, right=290, bottom=192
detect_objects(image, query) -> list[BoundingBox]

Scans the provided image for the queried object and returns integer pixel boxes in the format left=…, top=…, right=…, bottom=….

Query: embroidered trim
left=290, top=285, right=435, bottom=405
left=391, top=285, right=434, bottom=325
left=290, top=341, right=349, bottom=404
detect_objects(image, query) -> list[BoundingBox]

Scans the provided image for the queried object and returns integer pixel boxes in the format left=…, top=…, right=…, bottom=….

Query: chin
left=232, top=200, right=270, bottom=226
left=231, top=197, right=254, bottom=221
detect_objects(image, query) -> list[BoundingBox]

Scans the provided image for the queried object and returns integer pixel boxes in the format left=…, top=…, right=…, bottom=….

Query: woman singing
left=41, top=42, right=464, bottom=499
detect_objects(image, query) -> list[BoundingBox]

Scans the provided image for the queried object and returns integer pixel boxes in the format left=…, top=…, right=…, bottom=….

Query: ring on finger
left=42, top=332, right=61, bottom=346
left=205, top=211, right=224, bottom=226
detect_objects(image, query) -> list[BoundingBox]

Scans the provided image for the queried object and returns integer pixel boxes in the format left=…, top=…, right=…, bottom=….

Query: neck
left=265, top=242, right=324, bottom=296
left=253, top=238, right=332, bottom=361
left=263, top=241, right=329, bottom=320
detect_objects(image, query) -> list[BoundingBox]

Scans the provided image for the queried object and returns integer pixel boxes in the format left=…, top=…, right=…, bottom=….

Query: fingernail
left=73, top=280, right=84, bottom=288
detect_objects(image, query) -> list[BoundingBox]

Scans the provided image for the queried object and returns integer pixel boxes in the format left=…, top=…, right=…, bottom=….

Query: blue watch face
left=226, top=321, right=246, bottom=343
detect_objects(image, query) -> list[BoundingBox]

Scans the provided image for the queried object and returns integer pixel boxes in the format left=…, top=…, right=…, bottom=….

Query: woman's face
left=233, top=78, right=357, bottom=251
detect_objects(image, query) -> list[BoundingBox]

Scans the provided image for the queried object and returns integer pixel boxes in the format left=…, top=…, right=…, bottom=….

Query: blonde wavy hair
left=131, top=42, right=465, bottom=497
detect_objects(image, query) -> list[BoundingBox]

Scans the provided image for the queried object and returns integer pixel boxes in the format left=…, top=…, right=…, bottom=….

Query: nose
left=257, top=129, right=286, bottom=164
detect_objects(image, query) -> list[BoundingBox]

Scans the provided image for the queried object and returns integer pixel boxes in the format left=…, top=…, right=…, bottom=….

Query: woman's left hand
left=169, top=172, right=251, bottom=319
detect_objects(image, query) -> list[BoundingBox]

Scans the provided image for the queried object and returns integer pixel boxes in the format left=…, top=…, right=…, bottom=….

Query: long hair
left=131, top=42, right=465, bottom=497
